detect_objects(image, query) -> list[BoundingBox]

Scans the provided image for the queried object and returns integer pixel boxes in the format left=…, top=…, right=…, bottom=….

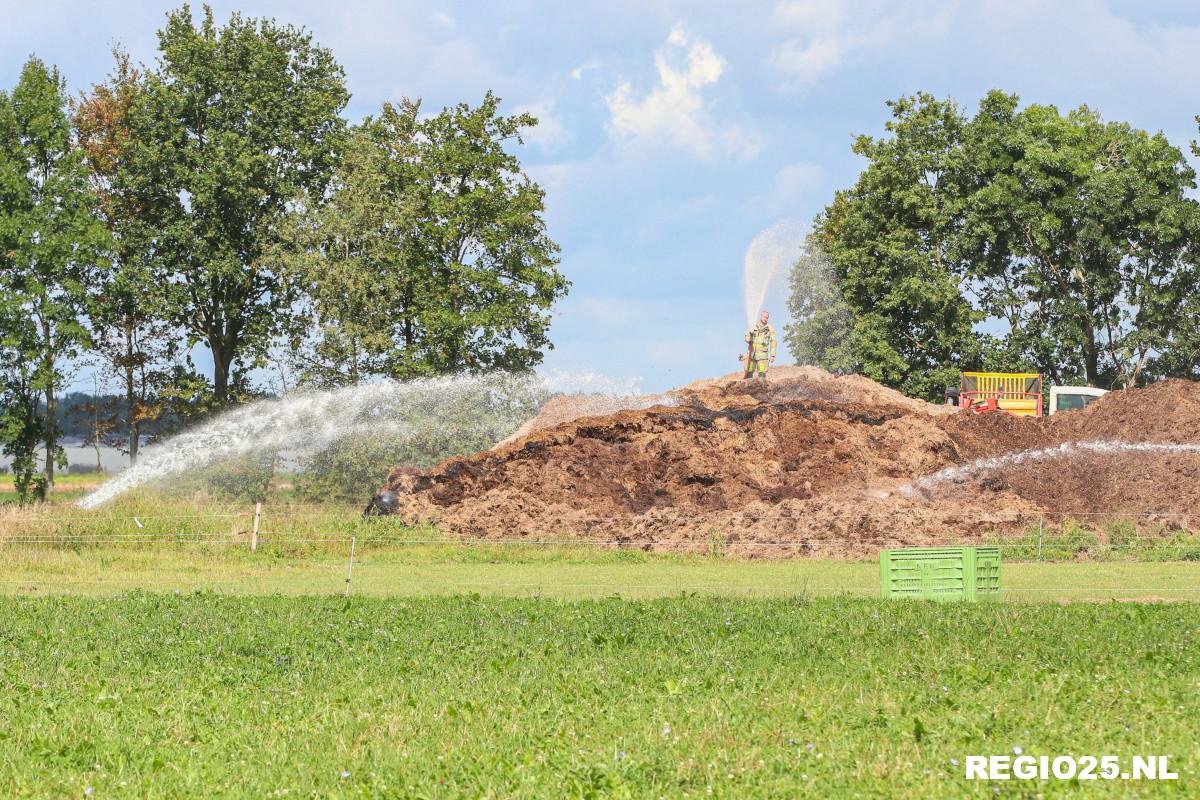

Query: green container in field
left=879, top=546, right=1001, bottom=601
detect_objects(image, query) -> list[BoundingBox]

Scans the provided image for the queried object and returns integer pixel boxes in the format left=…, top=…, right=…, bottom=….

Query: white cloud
left=745, top=161, right=825, bottom=216
left=569, top=59, right=603, bottom=80
left=769, top=0, right=958, bottom=87
left=606, top=24, right=762, bottom=161
left=513, top=100, right=569, bottom=151
left=770, top=0, right=845, bottom=30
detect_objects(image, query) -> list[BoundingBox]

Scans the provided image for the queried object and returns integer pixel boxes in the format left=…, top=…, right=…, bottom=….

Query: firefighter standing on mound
left=742, top=310, right=777, bottom=380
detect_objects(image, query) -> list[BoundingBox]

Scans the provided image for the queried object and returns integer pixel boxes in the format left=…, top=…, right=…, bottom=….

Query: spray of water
left=902, top=440, right=1200, bottom=498
left=742, top=220, right=805, bottom=331
left=77, top=371, right=647, bottom=509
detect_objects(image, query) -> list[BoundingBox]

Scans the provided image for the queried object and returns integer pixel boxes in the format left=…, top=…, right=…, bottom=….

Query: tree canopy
left=129, top=4, right=350, bottom=403
left=0, top=57, right=108, bottom=498
left=789, top=90, right=1200, bottom=397
left=74, top=49, right=182, bottom=464
left=0, top=4, right=572, bottom=494
left=275, top=94, right=569, bottom=388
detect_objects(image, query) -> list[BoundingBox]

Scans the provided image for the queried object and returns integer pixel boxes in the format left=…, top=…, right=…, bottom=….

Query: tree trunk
left=125, top=325, right=139, bottom=466
left=1081, top=317, right=1099, bottom=386
left=41, top=315, right=56, bottom=500
left=44, top=377, right=56, bottom=499
left=93, top=381, right=102, bottom=472
left=211, top=334, right=231, bottom=405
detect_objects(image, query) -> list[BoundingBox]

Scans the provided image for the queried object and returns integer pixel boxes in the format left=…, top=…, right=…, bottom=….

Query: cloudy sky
left=5, top=0, right=1200, bottom=392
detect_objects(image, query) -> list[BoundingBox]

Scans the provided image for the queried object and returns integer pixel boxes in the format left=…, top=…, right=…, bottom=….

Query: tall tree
left=274, top=95, right=569, bottom=386
left=131, top=4, right=349, bottom=403
left=810, top=93, right=981, bottom=399
left=74, top=49, right=178, bottom=464
left=801, top=90, right=1200, bottom=397
left=402, top=92, right=569, bottom=374
left=0, top=57, right=107, bottom=499
left=273, top=102, right=421, bottom=387
left=961, top=92, right=1200, bottom=388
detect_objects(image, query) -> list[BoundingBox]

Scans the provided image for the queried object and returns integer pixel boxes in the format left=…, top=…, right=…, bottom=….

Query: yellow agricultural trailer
left=958, top=372, right=1043, bottom=417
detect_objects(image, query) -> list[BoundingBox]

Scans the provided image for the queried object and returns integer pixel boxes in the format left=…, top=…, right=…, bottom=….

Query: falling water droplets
left=78, top=371, right=647, bottom=509
left=742, top=221, right=804, bottom=331
left=902, top=440, right=1200, bottom=498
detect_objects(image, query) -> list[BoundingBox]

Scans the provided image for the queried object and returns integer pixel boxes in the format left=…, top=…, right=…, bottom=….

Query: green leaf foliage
left=274, top=94, right=569, bottom=388
left=784, top=235, right=855, bottom=372
left=128, top=4, right=349, bottom=403
left=74, top=49, right=181, bottom=465
left=798, top=90, right=1200, bottom=398
left=0, top=57, right=108, bottom=497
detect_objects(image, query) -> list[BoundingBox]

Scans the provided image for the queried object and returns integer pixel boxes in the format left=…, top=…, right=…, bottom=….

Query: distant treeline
left=48, top=392, right=179, bottom=443
left=0, top=5, right=568, bottom=501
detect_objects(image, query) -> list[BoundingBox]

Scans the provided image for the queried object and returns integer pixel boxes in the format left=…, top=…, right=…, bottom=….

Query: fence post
left=344, top=536, right=357, bottom=597
left=1036, top=518, right=1044, bottom=562
left=251, top=502, right=261, bottom=553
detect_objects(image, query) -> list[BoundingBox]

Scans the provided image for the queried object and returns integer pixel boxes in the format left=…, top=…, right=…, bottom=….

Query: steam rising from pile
left=77, top=371, right=643, bottom=509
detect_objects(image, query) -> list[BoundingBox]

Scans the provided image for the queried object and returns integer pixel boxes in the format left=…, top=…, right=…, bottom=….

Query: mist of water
left=77, top=371, right=646, bottom=510
left=902, top=440, right=1200, bottom=498
left=742, top=220, right=804, bottom=331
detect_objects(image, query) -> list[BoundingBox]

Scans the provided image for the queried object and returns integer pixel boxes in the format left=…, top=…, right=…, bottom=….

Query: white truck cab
left=1048, top=385, right=1108, bottom=415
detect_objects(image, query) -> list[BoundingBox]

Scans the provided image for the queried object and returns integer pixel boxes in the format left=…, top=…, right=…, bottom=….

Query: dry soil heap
left=374, top=368, right=1200, bottom=554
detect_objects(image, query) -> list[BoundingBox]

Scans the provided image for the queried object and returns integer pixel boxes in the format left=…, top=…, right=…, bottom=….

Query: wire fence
left=0, top=531, right=1195, bottom=600
left=3, top=506, right=1200, bottom=537
left=4, top=505, right=1200, bottom=587
left=3, top=532, right=1200, bottom=548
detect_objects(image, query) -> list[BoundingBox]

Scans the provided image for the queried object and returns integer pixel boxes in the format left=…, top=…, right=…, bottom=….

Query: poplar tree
left=0, top=57, right=107, bottom=498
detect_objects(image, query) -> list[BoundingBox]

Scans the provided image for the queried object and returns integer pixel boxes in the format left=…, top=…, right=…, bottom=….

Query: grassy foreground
left=1, top=593, right=1196, bottom=798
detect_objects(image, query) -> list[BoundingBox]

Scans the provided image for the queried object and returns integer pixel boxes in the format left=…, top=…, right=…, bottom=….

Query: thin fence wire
left=4, top=536, right=1200, bottom=548
left=3, top=577, right=1198, bottom=594
left=3, top=533, right=1200, bottom=563
left=3, top=508, right=1198, bottom=522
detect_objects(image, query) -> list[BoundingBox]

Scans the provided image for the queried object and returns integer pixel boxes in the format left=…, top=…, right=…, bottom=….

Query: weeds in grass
left=988, top=518, right=1200, bottom=561
left=706, top=527, right=727, bottom=559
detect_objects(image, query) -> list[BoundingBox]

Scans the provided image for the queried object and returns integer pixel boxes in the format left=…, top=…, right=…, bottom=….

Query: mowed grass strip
left=1, top=546, right=1198, bottom=602
left=0, top=594, right=1197, bottom=798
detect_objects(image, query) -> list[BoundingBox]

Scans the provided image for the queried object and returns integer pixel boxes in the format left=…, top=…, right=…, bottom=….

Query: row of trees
left=787, top=90, right=1200, bottom=399
left=0, top=5, right=568, bottom=500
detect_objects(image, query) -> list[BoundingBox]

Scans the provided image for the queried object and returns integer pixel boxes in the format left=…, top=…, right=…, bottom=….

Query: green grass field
left=1, top=593, right=1197, bottom=798
left=3, top=489, right=1198, bottom=796
left=2, top=545, right=1199, bottom=602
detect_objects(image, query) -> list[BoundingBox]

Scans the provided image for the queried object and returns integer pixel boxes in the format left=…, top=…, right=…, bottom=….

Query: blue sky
left=6, top=0, right=1200, bottom=393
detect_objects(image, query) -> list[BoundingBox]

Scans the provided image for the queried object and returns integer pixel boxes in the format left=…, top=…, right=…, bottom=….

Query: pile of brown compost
left=372, top=370, right=1200, bottom=555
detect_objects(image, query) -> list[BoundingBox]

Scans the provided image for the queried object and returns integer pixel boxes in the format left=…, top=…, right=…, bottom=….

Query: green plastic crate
left=879, top=546, right=1000, bottom=601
